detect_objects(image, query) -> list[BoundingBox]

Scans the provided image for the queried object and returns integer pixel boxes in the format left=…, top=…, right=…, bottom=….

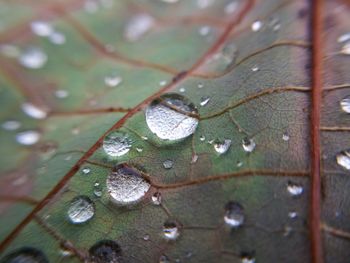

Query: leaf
left=0, top=0, right=348, bottom=262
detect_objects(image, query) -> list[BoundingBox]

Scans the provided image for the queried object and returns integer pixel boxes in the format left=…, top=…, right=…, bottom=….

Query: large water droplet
left=214, top=139, right=232, bottom=155
left=30, top=21, right=53, bottom=37
left=21, top=102, right=47, bottom=119
left=103, top=131, right=132, bottom=157
left=124, top=14, right=154, bottom=42
left=19, top=47, right=47, bottom=69
left=336, top=150, right=350, bottom=170
left=106, top=164, right=150, bottom=205
left=224, top=201, right=244, bottom=228
left=2, top=120, right=21, bottom=131
left=89, top=240, right=122, bottom=263
left=287, top=181, right=303, bottom=196
left=163, top=221, right=180, bottom=240
left=16, top=130, right=41, bottom=145
left=146, top=93, right=199, bottom=140
left=163, top=159, right=174, bottom=169
left=67, top=195, right=95, bottom=224
left=340, top=96, right=350, bottom=113
left=104, top=75, right=122, bottom=87
left=242, top=138, right=256, bottom=153
left=1, top=247, right=49, bottom=263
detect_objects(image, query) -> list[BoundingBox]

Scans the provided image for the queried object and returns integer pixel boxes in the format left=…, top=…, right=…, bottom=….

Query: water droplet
left=224, top=1, right=239, bottom=14
left=151, top=192, right=162, bottom=205
left=242, top=138, right=256, bottom=153
left=124, top=14, right=154, bottom=42
left=67, top=195, right=95, bottom=224
left=282, top=133, right=290, bottom=141
left=163, top=221, right=180, bottom=240
left=103, top=131, right=132, bottom=157
left=143, top=234, right=150, bottom=241
left=163, top=159, right=174, bottom=169
left=197, top=83, right=204, bottom=88
left=104, top=75, right=122, bottom=87
left=251, top=20, right=263, bottom=32
left=1, top=247, right=49, bottom=263
left=199, top=135, right=206, bottom=141
left=268, top=16, right=280, bottom=32
left=338, top=32, right=350, bottom=43
left=199, top=25, right=211, bottom=36
left=141, top=136, right=148, bottom=140
left=159, top=80, right=167, bottom=86
left=287, top=181, right=303, bottom=196
left=84, top=0, right=99, bottom=13
left=16, top=130, right=41, bottom=145
left=191, top=154, right=199, bottom=164
left=224, top=201, right=244, bottom=227
left=93, top=181, right=103, bottom=197
left=283, top=225, right=293, bottom=237
left=251, top=65, right=259, bottom=72
left=200, top=96, right=210, bottom=106
left=288, top=211, right=298, bottom=219
left=82, top=167, right=91, bottom=175
left=107, top=164, right=150, bottom=205
left=89, top=240, right=122, bottom=263
left=21, top=102, right=47, bottom=119
left=19, top=47, right=47, bottom=69
left=55, top=89, right=69, bottom=99
left=340, top=96, right=350, bottom=113
left=241, top=253, right=255, bottom=263
left=341, top=42, right=350, bottom=55
left=136, top=147, right=143, bottom=153
left=48, top=31, right=66, bottom=45
left=237, top=161, right=243, bottom=167
left=179, top=87, right=186, bottom=93
left=2, top=120, right=21, bottom=131
left=30, top=21, right=53, bottom=37
left=214, top=139, right=232, bottom=155
left=145, top=93, right=199, bottom=140
left=197, top=0, right=214, bottom=8
left=336, top=150, right=350, bottom=170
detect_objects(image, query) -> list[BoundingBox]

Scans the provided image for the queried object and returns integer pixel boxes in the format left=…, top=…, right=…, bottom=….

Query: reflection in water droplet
left=224, top=1, right=239, bottom=14
left=237, top=161, right=243, bottom=167
left=163, top=221, right=180, bottom=240
left=2, top=120, right=21, bottom=131
left=89, top=240, right=122, bottom=263
left=16, top=130, right=41, bottom=145
left=338, top=32, right=350, bottom=43
left=82, top=167, right=91, bottom=175
left=340, top=96, right=350, bottom=113
left=163, top=159, right=174, bottom=169
left=67, top=195, right=95, bottom=224
left=104, top=75, right=122, bottom=87
left=242, top=138, right=256, bottom=153
left=341, top=42, right=350, bottom=55
left=49, top=31, right=66, bottom=45
left=287, top=181, right=303, bottom=196
left=145, top=93, right=199, bottom=140
left=241, top=253, right=255, bottom=263
left=198, top=83, right=204, bottom=88
left=103, top=131, right=132, bottom=157
left=124, top=14, right=154, bottom=42
left=214, top=139, right=232, bottom=155
left=21, top=103, right=47, bottom=119
left=107, top=164, right=150, bottom=205
left=159, top=254, right=170, bottom=263
left=336, top=150, right=350, bottom=170
left=200, top=96, right=210, bottom=106
left=251, top=20, right=263, bottom=32
left=19, top=47, right=47, bottom=69
left=30, top=21, right=53, bottom=37
left=151, top=192, right=162, bottom=205
left=1, top=247, right=49, bottom=263
left=224, top=201, right=244, bottom=227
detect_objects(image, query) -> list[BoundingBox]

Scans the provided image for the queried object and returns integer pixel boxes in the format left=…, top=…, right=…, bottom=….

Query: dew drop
left=214, top=139, right=232, bottom=155
left=224, top=1, right=239, bottom=14
left=21, top=102, right=47, bottom=119
left=19, top=47, right=47, bottom=69
left=268, top=16, right=280, bottom=32
left=336, top=150, right=350, bottom=170
left=145, top=93, right=199, bottom=140
left=159, top=80, right=167, bottom=86
left=288, top=211, right=298, bottom=219
left=337, top=32, right=350, bottom=43
left=124, top=14, right=154, bottom=42
left=89, top=240, right=122, bottom=263
left=199, top=25, right=211, bottom=36
left=163, top=159, right=174, bottom=169
left=151, top=192, right=162, bottom=205
left=16, top=130, right=41, bottom=145
left=163, top=221, right=180, bottom=240
left=241, top=253, right=255, bottom=263
left=82, top=167, right=91, bottom=175
left=197, top=83, right=204, bottom=88
left=282, top=133, right=290, bottom=141
left=251, top=20, right=263, bottom=32
left=224, top=201, right=244, bottom=228
left=2, top=120, right=21, bottom=131
left=200, top=96, right=210, bottom=106
left=242, top=138, right=256, bottom=153
left=341, top=42, right=350, bottom=55
left=191, top=154, right=199, bottom=164
left=104, top=75, right=122, bottom=87
left=199, top=135, right=206, bottom=141
left=340, top=96, right=350, bottom=113
left=106, top=164, right=150, bottom=205
left=287, top=181, right=303, bottom=196
left=67, top=195, right=95, bottom=224
left=48, top=31, right=66, bottom=45
left=93, top=181, right=103, bottom=197
left=136, top=147, right=143, bottom=153
left=103, top=131, right=132, bottom=157
left=179, top=87, right=186, bottom=93
left=251, top=65, right=259, bottom=72
left=30, top=21, right=53, bottom=37
left=55, top=89, right=69, bottom=99
left=143, top=234, right=150, bottom=241
left=1, top=247, right=49, bottom=263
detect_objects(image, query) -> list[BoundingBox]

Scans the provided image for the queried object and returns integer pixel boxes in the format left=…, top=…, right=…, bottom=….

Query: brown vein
left=322, top=223, right=350, bottom=240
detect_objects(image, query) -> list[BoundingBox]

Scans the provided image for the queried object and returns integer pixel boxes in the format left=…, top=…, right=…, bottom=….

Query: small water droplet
left=48, top=31, right=66, bottom=45
left=16, top=130, right=41, bottom=145
left=179, top=87, right=186, bottom=93
left=19, top=47, right=47, bottom=69
left=237, top=161, right=243, bottom=167
left=124, top=14, right=154, bottom=42
left=224, top=201, right=244, bottom=228
left=282, top=132, right=290, bottom=141
left=159, top=80, right=167, bottom=86
left=268, top=16, right=280, bottom=32
left=143, top=234, right=150, bottom=241
left=82, top=167, right=91, bottom=175
left=89, top=240, right=122, bottom=263
left=67, top=195, right=95, bottom=224
left=197, top=83, right=204, bottom=88
left=224, top=1, right=239, bottom=14
left=338, top=32, right=350, bottom=43
left=340, top=96, right=350, bottom=113
left=104, top=75, right=122, bottom=87
left=287, top=181, right=303, bottom=196
left=1, top=247, right=49, bottom=263
left=151, top=192, right=162, bottom=205
left=159, top=254, right=170, bottom=263
left=145, top=93, right=199, bottom=140
left=241, top=253, right=255, bottom=263
left=84, top=0, right=99, bottom=13
left=214, top=139, right=232, bottom=155
left=191, top=154, right=199, bottom=164
left=199, top=25, right=211, bottom=36
left=2, top=120, right=21, bottom=131
left=251, top=65, right=259, bottom=72
left=200, top=96, right=210, bottom=106
left=21, top=102, right=47, bottom=119
left=283, top=225, right=293, bottom=237
left=55, top=89, right=69, bottom=99
left=242, top=138, right=256, bottom=153
left=103, top=131, right=132, bottom=157
left=288, top=211, right=298, bottom=219
left=341, top=42, right=350, bottom=55
left=107, top=164, right=150, bottom=205
left=136, top=147, right=143, bottom=153
left=163, top=159, right=174, bottom=169
left=199, top=135, right=206, bottom=141
left=30, top=21, right=53, bottom=37
left=93, top=181, right=103, bottom=197
left=141, top=136, right=148, bottom=140
left=336, top=150, right=350, bottom=170
left=251, top=20, right=263, bottom=32
left=163, top=221, right=180, bottom=240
